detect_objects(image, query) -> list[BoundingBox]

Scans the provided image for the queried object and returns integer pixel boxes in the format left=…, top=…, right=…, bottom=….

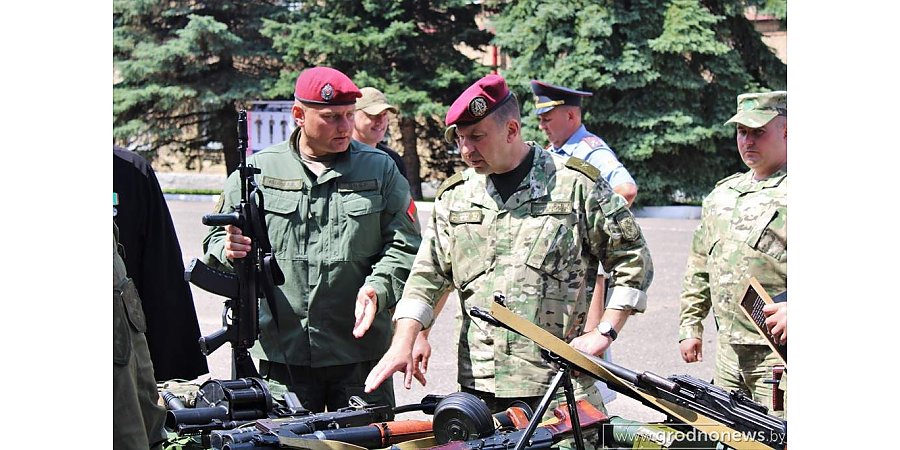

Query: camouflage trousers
left=715, top=342, right=785, bottom=419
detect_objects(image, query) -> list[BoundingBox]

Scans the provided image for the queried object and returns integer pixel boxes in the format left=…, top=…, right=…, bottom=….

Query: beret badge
left=469, top=96, right=488, bottom=117
left=320, top=83, right=335, bottom=101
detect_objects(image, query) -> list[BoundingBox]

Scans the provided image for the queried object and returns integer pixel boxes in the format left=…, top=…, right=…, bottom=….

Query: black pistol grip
left=199, top=327, right=231, bottom=356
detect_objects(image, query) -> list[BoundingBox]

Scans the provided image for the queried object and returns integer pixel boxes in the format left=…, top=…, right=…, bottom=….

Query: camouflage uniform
left=114, top=222, right=167, bottom=449
left=679, top=167, right=787, bottom=416
left=203, top=127, right=421, bottom=410
left=394, top=144, right=653, bottom=405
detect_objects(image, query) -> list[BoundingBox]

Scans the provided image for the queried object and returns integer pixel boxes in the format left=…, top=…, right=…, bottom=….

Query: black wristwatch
left=596, top=321, right=618, bottom=341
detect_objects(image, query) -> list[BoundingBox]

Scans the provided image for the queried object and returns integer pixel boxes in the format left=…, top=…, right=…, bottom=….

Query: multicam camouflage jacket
left=679, top=168, right=787, bottom=346
left=394, top=144, right=653, bottom=397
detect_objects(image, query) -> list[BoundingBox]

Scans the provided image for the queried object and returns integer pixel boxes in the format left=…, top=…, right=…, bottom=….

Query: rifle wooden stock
left=542, top=400, right=607, bottom=436
left=295, top=420, right=435, bottom=448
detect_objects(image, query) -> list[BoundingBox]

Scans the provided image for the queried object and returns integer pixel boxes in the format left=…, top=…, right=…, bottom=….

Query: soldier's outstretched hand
left=353, top=286, right=378, bottom=338
left=224, top=225, right=252, bottom=259
left=365, top=343, right=426, bottom=393
left=680, top=338, right=703, bottom=363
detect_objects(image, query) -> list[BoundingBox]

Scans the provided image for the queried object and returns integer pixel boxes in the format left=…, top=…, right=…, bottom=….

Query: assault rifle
left=185, top=109, right=284, bottom=379
left=209, top=392, right=534, bottom=450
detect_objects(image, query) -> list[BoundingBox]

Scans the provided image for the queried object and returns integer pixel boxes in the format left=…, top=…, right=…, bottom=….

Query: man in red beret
left=358, top=74, right=653, bottom=438
left=203, top=66, right=421, bottom=414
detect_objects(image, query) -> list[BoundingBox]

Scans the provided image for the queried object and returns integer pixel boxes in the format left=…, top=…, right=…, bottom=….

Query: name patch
left=338, top=180, right=379, bottom=192
left=531, top=201, right=572, bottom=216
left=449, top=210, right=484, bottom=224
left=262, top=176, right=304, bottom=191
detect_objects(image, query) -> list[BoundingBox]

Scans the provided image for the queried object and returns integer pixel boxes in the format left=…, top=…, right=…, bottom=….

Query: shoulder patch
left=436, top=171, right=465, bottom=199
left=565, top=157, right=600, bottom=181
left=715, top=172, right=744, bottom=187
left=581, top=135, right=607, bottom=150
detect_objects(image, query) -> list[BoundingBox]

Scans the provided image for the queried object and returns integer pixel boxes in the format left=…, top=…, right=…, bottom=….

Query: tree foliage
left=113, top=0, right=289, bottom=173
left=491, top=0, right=787, bottom=205
left=259, top=0, right=492, bottom=199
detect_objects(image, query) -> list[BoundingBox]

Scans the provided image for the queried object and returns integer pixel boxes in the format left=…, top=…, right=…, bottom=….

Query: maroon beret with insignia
left=445, top=74, right=513, bottom=126
left=294, top=67, right=362, bottom=106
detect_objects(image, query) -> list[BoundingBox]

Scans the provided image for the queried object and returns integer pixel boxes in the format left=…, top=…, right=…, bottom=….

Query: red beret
left=294, top=67, right=361, bottom=106
left=445, top=74, right=513, bottom=126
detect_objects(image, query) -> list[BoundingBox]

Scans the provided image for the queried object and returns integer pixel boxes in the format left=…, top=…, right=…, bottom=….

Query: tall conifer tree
left=113, top=0, right=289, bottom=173
left=261, top=0, right=492, bottom=199
left=492, top=0, right=787, bottom=205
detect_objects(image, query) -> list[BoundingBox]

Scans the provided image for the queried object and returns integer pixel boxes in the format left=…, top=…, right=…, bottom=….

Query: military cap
left=530, top=80, right=592, bottom=115
left=356, top=87, right=399, bottom=115
left=294, top=67, right=362, bottom=106
left=725, top=91, right=787, bottom=127
left=445, top=74, right=513, bottom=126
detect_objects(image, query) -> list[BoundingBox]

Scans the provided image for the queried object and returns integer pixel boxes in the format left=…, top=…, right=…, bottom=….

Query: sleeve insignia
left=615, top=210, right=641, bottom=241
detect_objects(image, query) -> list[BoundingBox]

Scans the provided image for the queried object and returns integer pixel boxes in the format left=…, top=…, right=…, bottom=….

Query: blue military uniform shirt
left=548, top=125, right=635, bottom=189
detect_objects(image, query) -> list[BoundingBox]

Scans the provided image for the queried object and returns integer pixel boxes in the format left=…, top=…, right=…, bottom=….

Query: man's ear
left=507, top=119, right=520, bottom=143
left=292, top=104, right=305, bottom=127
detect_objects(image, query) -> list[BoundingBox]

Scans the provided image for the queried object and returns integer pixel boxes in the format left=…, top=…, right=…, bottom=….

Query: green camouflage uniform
left=114, top=222, right=167, bottom=449
left=394, top=144, right=653, bottom=405
left=203, top=127, right=421, bottom=409
left=679, top=168, right=787, bottom=416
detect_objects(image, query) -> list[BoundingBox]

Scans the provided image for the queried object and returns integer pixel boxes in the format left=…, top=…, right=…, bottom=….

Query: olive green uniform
left=394, top=144, right=653, bottom=403
left=114, top=222, right=167, bottom=449
left=203, top=128, right=421, bottom=411
left=679, top=168, right=787, bottom=416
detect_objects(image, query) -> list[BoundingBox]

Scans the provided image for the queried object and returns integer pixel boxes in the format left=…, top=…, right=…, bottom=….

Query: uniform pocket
left=524, top=215, right=580, bottom=284
left=747, top=207, right=787, bottom=262
left=113, top=278, right=145, bottom=365
left=262, top=190, right=302, bottom=257
left=449, top=221, right=490, bottom=288
left=341, top=193, right=385, bottom=259
left=113, top=289, right=131, bottom=365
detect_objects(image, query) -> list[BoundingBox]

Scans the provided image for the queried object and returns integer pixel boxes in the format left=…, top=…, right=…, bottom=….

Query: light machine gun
left=470, top=297, right=787, bottom=450
left=185, top=110, right=285, bottom=379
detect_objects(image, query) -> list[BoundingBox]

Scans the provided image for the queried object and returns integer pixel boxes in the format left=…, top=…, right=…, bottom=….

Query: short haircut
left=490, top=92, right=521, bottom=125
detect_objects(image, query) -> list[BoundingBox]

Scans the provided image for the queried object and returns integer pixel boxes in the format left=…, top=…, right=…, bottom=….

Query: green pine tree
left=491, top=0, right=787, bottom=205
left=260, top=0, right=492, bottom=199
left=113, top=0, right=289, bottom=173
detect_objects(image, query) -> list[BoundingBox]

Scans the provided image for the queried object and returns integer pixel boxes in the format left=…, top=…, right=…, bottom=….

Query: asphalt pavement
left=167, top=197, right=715, bottom=423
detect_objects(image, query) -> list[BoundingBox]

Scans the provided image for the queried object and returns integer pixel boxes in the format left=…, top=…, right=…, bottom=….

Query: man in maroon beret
left=359, top=74, right=653, bottom=440
left=203, top=66, right=421, bottom=414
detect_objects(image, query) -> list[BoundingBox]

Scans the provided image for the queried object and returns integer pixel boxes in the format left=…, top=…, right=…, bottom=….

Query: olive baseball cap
left=725, top=91, right=787, bottom=127
left=355, top=87, right=399, bottom=115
